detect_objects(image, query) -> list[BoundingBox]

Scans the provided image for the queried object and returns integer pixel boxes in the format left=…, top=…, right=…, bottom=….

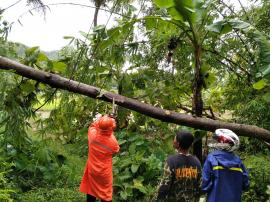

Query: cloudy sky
left=1, top=0, right=250, bottom=51
left=2, top=0, right=113, bottom=51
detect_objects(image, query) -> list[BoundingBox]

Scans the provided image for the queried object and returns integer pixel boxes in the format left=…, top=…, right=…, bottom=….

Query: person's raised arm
left=111, top=134, right=120, bottom=154
left=88, top=121, right=99, bottom=139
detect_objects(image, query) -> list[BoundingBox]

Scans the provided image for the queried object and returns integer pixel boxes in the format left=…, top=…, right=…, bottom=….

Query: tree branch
left=0, top=0, right=23, bottom=13
left=203, top=48, right=251, bottom=77
left=218, top=1, right=256, bottom=64
left=16, top=2, right=130, bottom=21
left=211, top=54, right=244, bottom=79
left=1, top=56, right=270, bottom=142
left=34, top=89, right=57, bottom=112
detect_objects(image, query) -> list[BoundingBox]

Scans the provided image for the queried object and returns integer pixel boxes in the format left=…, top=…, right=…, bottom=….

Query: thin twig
left=203, top=48, right=251, bottom=77
left=212, top=55, right=244, bottom=79
left=218, top=0, right=256, bottom=65
left=34, top=89, right=57, bottom=112
left=219, top=37, right=250, bottom=63
left=237, top=0, right=249, bottom=21
left=16, top=2, right=130, bottom=21
left=0, top=0, right=23, bottom=13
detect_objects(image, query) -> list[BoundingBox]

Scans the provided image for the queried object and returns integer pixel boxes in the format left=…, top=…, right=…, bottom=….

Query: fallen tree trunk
left=1, top=56, right=270, bottom=142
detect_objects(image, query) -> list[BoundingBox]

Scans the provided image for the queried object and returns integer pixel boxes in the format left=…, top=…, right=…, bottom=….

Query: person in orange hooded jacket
left=80, top=115, right=120, bottom=202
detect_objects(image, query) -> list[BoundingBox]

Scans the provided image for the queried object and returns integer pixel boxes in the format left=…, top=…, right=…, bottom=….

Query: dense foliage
left=242, top=155, right=270, bottom=202
left=1, top=0, right=270, bottom=201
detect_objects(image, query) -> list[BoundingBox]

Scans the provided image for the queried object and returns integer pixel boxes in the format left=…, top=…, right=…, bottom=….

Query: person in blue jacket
left=202, top=129, right=249, bottom=202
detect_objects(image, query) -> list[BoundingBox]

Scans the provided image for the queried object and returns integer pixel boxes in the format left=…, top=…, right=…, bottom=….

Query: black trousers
left=87, top=194, right=112, bottom=202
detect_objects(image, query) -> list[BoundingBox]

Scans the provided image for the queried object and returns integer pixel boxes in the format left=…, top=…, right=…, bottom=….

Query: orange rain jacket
left=80, top=120, right=120, bottom=201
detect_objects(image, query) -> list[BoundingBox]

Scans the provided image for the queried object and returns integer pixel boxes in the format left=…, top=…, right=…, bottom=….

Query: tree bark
left=93, top=6, right=99, bottom=27
left=192, top=44, right=203, bottom=162
left=93, top=0, right=105, bottom=27
left=1, top=56, right=270, bottom=142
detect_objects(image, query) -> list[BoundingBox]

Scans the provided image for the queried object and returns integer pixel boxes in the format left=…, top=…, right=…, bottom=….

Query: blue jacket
left=202, top=150, right=249, bottom=202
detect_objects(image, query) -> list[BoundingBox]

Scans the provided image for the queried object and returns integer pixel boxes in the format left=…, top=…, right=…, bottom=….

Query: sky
left=1, top=0, right=250, bottom=51
left=1, top=0, right=114, bottom=51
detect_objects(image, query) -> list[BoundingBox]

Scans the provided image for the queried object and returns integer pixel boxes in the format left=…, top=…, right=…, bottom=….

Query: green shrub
left=18, top=187, right=85, bottom=202
left=0, top=149, right=15, bottom=202
left=14, top=141, right=86, bottom=202
left=242, top=154, right=270, bottom=202
left=112, top=130, right=170, bottom=201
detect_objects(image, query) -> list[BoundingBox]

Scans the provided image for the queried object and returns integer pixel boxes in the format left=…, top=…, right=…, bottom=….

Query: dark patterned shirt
left=155, top=153, right=201, bottom=202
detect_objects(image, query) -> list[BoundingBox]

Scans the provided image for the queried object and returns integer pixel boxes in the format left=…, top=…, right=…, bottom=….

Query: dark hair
left=176, top=130, right=194, bottom=150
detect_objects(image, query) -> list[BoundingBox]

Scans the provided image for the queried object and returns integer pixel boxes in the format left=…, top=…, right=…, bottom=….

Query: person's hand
left=108, top=113, right=117, bottom=119
left=93, top=113, right=102, bottom=121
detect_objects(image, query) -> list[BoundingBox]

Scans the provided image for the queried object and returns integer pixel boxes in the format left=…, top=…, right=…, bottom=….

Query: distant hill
left=8, top=41, right=59, bottom=60
left=15, top=43, right=27, bottom=57
left=44, top=50, right=59, bottom=60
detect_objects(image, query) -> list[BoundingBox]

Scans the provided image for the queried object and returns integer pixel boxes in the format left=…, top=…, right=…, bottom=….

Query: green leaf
left=35, top=147, right=50, bottom=163
left=153, top=0, right=175, bottom=8
left=127, top=4, right=137, bottom=12
left=204, top=72, right=216, bottom=88
left=134, top=151, right=145, bottom=161
left=93, top=25, right=106, bottom=33
left=262, top=92, right=270, bottom=103
left=135, top=140, right=144, bottom=146
left=168, top=7, right=184, bottom=21
left=79, top=31, right=91, bottom=40
left=131, top=164, right=139, bottom=173
left=129, top=143, right=136, bottom=154
left=98, top=39, right=112, bottom=51
left=200, top=65, right=209, bottom=74
left=267, top=185, right=270, bottom=194
left=118, top=139, right=127, bottom=145
left=144, top=17, right=157, bottom=30
left=37, top=53, right=49, bottom=62
left=98, top=21, right=135, bottom=51
left=144, top=16, right=179, bottom=35
left=25, top=46, right=39, bottom=56
left=207, top=20, right=247, bottom=35
left=63, top=36, right=74, bottom=39
left=194, top=0, right=204, bottom=8
left=52, top=62, right=67, bottom=73
left=98, top=70, right=110, bottom=76
left=39, top=83, right=47, bottom=90
left=173, top=0, right=195, bottom=23
left=106, top=26, right=123, bottom=44
left=201, top=66, right=215, bottom=88
left=118, top=173, right=132, bottom=181
left=120, top=191, right=128, bottom=200
left=47, top=60, right=53, bottom=70
left=206, top=21, right=223, bottom=33
left=261, top=65, right=270, bottom=77
left=133, top=178, right=147, bottom=193
left=221, top=24, right=232, bottom=34
left=194, top=130, right=207, bottom=140
left=21, top=82, right=35, bottom=94
left=253, top=79, right=268, bottom=90
left=228, top=19, right=250, bottom=30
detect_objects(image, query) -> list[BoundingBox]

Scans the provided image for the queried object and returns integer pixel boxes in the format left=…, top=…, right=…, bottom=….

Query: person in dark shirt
left=155, top=130, right=202, bottom=202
